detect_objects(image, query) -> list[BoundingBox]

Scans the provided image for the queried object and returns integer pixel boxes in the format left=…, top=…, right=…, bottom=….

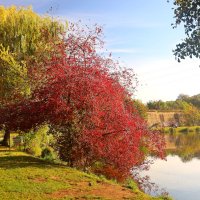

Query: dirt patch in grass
left=46, top=181, right=136, bottom=199
left=51, top=176, right=60, bottom=180
left=77, top=181, right=91, bottom=187
left=28, top=177, right=46, bottom=182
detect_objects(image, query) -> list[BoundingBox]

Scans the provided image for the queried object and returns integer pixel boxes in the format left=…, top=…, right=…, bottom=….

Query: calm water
left=140, top=132, right=200, bottom=200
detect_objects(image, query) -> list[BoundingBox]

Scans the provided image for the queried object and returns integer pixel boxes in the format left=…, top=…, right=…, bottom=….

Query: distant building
left=147, top=111, right=183, bottom=127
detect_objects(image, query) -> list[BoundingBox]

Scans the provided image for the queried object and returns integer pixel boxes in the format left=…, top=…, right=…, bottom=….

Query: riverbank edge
left=0, top=146, right=174, bottom=200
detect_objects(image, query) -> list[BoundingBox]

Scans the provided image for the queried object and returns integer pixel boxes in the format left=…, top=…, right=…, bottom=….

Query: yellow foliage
left=0, top=44, right=28, bottom=99
left=183, top=106, right=200, bottom=126
left=0, top=5, right=68, bottom=102
left=0, top=5, right=66, bottom=54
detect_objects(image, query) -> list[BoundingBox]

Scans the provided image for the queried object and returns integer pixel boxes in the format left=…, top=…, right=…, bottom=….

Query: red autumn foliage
left=0, top=22, right=165, bottom=178
left=92, top=165, right=127, bottom=183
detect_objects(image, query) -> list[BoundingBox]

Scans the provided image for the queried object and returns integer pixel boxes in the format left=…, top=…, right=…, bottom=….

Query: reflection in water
left=140, top=132, right=200, bottom=200
left=165, top=132, right=200, bottom=162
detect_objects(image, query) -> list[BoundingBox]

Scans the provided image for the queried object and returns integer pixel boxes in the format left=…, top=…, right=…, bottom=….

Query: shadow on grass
left=0, top=155, right=66, bottom=170
left=0, top=149, right=19, bottom=153
left=0, top=145, right=20, bottom=153
left=0, top=145, right=68, bottom=170
left=0, top=146, right=69, bottom=169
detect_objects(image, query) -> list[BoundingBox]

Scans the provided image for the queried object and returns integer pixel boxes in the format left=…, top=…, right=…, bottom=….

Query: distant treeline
left=147, top=93, right=200, bottom=111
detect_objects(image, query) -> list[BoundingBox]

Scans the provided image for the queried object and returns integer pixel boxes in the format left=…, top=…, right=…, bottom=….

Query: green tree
left=147, top=98, right=192, bottom=111
left=158, top=100, right=169, bottom=110
left=0, top=5, right=67, bottom=146
left=176, top=93, right=190, bottom=101
left=183, top=106, right=200, bottom=126
left=0, top=5, right=67, bottom=103
left=176, top=93, right=200, bottom=109
left=133, top=99, right=149, bottom=120
left=147, top=100, right=157, bottom=110
left=175, top=100, right=191, bottom=110
left=147, top=100, right=168, bottom=110
left=171, top=0, right=200, bottom=61
left=124, top=98, right=148, bottom=120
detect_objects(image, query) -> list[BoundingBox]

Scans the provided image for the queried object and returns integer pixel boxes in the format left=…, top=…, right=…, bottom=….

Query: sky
left=1, top=0, right=200, bottom=104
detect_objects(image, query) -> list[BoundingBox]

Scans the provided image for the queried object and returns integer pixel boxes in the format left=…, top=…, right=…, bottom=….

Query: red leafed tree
left=0, top=22, right=165, bottom=178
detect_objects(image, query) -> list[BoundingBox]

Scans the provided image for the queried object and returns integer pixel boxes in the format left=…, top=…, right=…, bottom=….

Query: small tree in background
left=124, top=98, right=148, bottom=121
left=183, top=106, right=200, bottom=126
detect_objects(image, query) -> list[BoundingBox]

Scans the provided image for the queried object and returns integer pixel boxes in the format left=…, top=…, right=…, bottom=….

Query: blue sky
left=1, top=0, right=200, bottom=104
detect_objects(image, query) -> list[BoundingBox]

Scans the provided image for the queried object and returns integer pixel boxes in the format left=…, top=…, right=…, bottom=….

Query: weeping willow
left=0, top=5, right=68, bottom=103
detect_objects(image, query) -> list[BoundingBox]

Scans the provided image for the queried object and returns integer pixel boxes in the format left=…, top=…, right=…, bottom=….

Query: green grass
left=160, top=126, right=200, bottom=134
left=0, top=146, right=174, bottom=200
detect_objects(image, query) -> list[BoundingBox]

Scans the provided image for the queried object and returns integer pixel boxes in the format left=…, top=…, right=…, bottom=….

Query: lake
left=140, top=132, right=200, bottom=200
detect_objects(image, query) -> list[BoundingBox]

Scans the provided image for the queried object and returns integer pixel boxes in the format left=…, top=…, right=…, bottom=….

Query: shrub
left=184, top=128, right=189, bottom=133
left=43, top=154, right=56, bottom=163
left=169, top=128, right=176, bottom=134
left=33, top=146, right=42, bottom=157
left=179, top=128, right=189, bottom=133
left=196, top=127, right=200, bottom=133
left=159, top=127, right=165, bottom=133
left=41, top=147, right=56, bottom=163
left=164, top=129, right=169, bottom=133
left=41, top=146, right=54, bottom=158
left=22, top=125, right=55, bottom=157
left=17, top=143, right=24, bottom=151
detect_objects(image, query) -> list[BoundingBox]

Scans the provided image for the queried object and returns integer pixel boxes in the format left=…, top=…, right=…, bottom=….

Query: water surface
left=140, top=132, right=200, bottom=200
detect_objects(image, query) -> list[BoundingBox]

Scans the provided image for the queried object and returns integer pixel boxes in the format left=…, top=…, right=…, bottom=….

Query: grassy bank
left=0, top=146, right=174, bottom=200
left=158, top=126, right=200, bottom=134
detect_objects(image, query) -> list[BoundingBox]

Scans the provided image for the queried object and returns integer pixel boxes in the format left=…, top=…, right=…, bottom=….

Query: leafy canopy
left=0, top=5, right=67, bottom=102
left=170, top=0, right=200, bottom=61
left=183, top=105, right=200, bottom=126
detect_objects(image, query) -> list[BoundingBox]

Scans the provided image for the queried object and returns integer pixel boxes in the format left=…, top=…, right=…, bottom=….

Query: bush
left=159, top=128, right=165, bottom=133
left=196, top=127, right=200, bottom=133
left=43, top=154, right=56, bottom=163
left=17, top=143, right=24, bottom=151
left=33, top=146, right=42, bottom=157
left=22, top=125, right=55, bottom=157
left=179, top=128, right=189, bottom=133
left=41, top=146, right=54, bottom=158
left=169, top=128, right=176, bottom=134
left=160, top=128, right=169, bottom=133
left=164, top=129, right=169, bottom=133
left=41, top=147, right=56, bottom=163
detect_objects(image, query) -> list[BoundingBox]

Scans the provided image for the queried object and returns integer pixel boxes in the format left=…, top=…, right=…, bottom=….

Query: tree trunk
left=2, top=129, right=10, bottom=146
